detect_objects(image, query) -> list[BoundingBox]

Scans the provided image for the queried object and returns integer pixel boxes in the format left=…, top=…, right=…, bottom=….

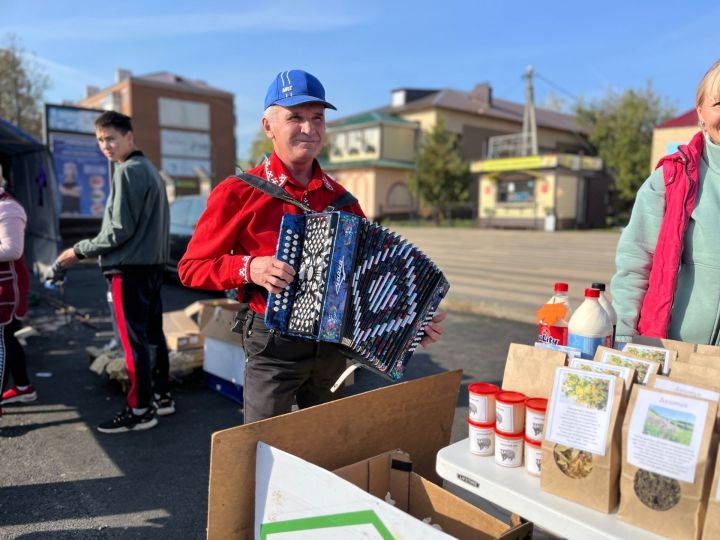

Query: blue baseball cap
left=264, top=69, right=337, bottom=111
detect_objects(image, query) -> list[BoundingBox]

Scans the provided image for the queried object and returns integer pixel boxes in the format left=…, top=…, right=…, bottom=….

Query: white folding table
left=436, top=439, right=666, bottom=540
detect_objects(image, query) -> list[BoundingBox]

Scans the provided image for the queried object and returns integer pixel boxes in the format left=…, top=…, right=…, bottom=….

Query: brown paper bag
left=648, top=374, right=720, bottom=400
left=664, top=373, right=720, bottom=393
left=683, top=353, right=720, bottom=369
left=670, top=362, right=720, bottom=388
left=632, top=335, right=694, bottom=365
left=648, top=373, right=720, bottom=435
left=540, top=366, right=626, bottom=512
left=702, top=453, right=720, bottom=539
left=567, top=357, right=635, bottom=397
left=696, top=344, right=720, bottom=356
left=594, top=345, right=661, bottom=385
left=618, top=386, right=718, bottom=540
left=501, top=343, right=566, bottom=399
left=621, top=342, right=676, bottom=375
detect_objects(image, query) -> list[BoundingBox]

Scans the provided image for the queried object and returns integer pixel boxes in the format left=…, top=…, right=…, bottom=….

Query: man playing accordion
left=179, top=69, right=444, bottom=423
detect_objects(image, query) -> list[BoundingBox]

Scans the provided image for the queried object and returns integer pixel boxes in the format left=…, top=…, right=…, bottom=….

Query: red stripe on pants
left=112, top=275, right=138, bottom=408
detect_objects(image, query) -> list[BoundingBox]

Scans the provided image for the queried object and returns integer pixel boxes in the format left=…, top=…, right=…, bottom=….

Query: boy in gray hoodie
left=58, top=111, right=173, bottom=433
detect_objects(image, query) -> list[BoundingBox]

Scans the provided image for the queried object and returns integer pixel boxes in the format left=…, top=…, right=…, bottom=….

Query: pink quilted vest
left=636, top=131, right=705, bottom=337
left=0, top=192, right=30, bottom=325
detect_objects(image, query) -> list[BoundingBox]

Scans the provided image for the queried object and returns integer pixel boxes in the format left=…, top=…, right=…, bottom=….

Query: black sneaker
left=153, top=393, right=176, bottom=416
left=97, top=407, right=158, bottom=434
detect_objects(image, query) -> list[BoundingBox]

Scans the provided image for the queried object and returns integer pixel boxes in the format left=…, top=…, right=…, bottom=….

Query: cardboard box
left=334, top=450, right=532, bottom=539
left=163, top=302, right=204, bottom=351
left=203, top=337, right=245, bottom=384
left=205, top=372, right=243, bottom=405
left=197, top=298, right=243, bottom=345
left=206, top=370, right=463, bottom=539
left=203, top=337, right=245, bottom=404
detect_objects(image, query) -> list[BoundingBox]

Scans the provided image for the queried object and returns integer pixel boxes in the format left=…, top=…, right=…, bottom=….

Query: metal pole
left=522, top=66, right=539, bottom=156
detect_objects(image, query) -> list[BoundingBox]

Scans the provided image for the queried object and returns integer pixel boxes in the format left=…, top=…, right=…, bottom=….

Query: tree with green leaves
left=574, top=83, right=675, bottom=214
left=409, top=118, right=471, bottom=223
left=0, top=34, right=50, bottom=141
left=246, top=127, right=274, bottom=169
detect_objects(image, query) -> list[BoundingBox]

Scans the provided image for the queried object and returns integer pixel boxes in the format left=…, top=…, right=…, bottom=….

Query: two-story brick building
left=78, top=70, right=236, bottom=194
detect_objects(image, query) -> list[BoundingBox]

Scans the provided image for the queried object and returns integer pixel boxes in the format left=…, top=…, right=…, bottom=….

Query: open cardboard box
left=196, top=298, right=244, bottom=346
left=162, top=301, right=205, bottom=351
left=207, top=370, right=479, bottom=539
left=163, top=298, right=242, bottom=352
left=333, top=449, right=532, bottom=539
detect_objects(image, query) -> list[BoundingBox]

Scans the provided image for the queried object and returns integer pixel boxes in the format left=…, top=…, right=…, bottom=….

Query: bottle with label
left=536, top=282, right=571, bottom=346
left=567, top=288, right=612, bottom=359
left=592, top=282, right=617, bottom=348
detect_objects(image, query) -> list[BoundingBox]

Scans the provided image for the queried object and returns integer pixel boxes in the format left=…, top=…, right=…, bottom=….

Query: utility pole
left=522, top=65, right=538, bottom=156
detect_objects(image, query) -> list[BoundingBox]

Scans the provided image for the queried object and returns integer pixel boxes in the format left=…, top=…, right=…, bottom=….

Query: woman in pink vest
left=611, top=59, right=720, bottom=344
left=0, top=167, right=34, bottom=420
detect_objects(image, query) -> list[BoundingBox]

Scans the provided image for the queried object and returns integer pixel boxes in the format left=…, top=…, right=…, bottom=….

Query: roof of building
left=657, top=108, right=698, bottom=129
left=134, top=71, right=232, bottom=95
left=330, top=84, right=583, bottom=134
left=322, top=158, right=415, bottom=171
left=378, top=87, right=583, bottom=133
left=328, top=111, right=416, bottom=129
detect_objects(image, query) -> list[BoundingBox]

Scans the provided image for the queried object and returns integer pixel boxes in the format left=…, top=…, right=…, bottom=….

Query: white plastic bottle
left=537, top=282, right=571, bottom=346
left=567, top=288, right=612, bottom=359
left=592, top=282, right=617, bottom=348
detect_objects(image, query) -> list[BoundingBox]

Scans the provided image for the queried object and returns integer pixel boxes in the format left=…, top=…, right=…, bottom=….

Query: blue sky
left=2, top=1, right=718, bottom=159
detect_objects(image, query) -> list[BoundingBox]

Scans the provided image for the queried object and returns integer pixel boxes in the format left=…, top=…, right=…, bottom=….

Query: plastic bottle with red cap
left=536, top=282, right=571, bottom=346
left=567, top=288, right=612, bottom=359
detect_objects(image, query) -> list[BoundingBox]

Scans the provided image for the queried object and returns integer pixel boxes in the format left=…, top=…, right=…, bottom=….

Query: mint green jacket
left=611, top=134, right=720, bottom=344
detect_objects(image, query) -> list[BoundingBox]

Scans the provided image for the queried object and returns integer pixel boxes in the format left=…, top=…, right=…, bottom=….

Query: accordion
left=264, top=211, right=450, bottom=381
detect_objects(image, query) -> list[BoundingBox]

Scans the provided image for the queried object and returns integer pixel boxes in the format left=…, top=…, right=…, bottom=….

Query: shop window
left=497, top=173, right=536, bottom=203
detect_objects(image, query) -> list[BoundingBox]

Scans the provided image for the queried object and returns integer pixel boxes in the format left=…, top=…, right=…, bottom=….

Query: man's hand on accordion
left=420, top=311, right=447, bottom=348
left=250, top=256, right=296, bottom=294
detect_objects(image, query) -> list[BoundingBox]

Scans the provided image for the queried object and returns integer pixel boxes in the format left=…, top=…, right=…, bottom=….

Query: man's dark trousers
left=242, top=312, right=346, bottom=423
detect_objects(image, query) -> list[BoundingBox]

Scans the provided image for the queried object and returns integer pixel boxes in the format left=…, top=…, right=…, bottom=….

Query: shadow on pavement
left=1, top=262, right=528, bottom=538
left=0, top=264, right=241, bottom=538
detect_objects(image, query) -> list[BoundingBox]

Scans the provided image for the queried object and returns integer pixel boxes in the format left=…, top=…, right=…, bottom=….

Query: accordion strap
left=233, top=173, right=314, bottom=213
left=324, top=190, right=358, bottom=211
left=233, top=173, right=358, bottom=214
left=331, top=362, right=362, bottom=393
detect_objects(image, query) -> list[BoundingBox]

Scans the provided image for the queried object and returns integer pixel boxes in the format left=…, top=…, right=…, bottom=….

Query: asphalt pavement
left=392, top=227, right=620, bottom=323
left=0, top=262, right=536, bottom=539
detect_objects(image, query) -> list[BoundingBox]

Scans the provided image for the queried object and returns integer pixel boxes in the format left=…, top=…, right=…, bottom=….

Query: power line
left=534, top=72, right=580, bottom=103
left=494, top=78, right=524, bottom=100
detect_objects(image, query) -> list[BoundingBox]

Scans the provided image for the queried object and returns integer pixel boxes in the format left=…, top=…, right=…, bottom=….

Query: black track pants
left=109, top=271, right=170, bottom=409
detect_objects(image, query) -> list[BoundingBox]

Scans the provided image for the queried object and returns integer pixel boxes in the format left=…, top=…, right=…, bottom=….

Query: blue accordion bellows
left=264, top=211, right=450, bottom=381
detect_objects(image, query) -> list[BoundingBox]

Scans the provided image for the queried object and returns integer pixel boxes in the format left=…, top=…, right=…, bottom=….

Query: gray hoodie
left=74, top=152, right=169, bottom=270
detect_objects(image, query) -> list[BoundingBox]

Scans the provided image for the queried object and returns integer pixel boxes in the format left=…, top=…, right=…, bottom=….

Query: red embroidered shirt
left=178, top=152, right=365, bottom=314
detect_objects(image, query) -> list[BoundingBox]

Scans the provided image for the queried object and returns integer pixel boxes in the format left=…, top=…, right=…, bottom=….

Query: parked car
left=166, top=194, right=207, bottom=281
